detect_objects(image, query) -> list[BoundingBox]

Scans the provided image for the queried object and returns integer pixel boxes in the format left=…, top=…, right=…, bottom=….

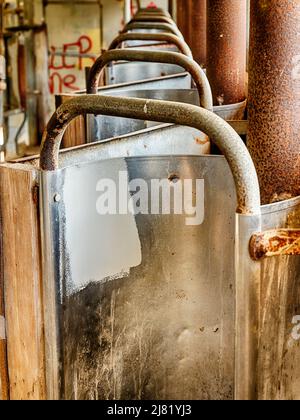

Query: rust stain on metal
left=195, top=135, right=209, bottom=145
left=248, top=0, right=300, bottom=204
left=250, top=229, right=300, bottom=260
left=206, top=0, right=247, bottom=105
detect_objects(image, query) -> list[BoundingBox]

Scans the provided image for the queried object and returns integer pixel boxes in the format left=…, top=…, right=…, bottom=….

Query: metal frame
left=86, top=49, right=213, bottom=110
left=108, top=32, right=192, bottom=58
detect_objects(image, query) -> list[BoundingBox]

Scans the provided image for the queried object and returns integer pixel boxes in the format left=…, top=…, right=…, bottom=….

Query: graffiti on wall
left=49, top=35, right=96, bottom=94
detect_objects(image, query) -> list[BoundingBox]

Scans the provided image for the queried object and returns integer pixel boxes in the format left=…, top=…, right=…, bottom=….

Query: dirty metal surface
left=41, top=155, right=237, bottom=400
left=257, top=197, right=300, bottom=400
left=248, top=0, right=300, bottom=204
left=206, top=0, right=247, bottom=106
left=235, top=197, right=300, bottom=400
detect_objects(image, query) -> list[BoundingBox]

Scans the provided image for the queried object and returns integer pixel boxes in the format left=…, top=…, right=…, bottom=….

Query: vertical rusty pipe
left=177, top=0, right=207, bottom=67
left=190, top=0, right=207, bottom=67
left=176, top=0, right=189, bottom=43
left=206, top=0, right=247, bottom=105
left=248, top=0, right=300, bottom=204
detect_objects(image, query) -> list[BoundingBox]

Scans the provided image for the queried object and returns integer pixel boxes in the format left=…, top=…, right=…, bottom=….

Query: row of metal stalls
left=0, top=4, right=300, bottom=400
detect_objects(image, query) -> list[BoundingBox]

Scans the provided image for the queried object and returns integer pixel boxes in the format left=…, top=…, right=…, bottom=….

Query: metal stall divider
left=38, top=96, right=300, bottom=401
left=123, top=22, right=184, bottom=39
left=108, top=32, right=193, bottom=54
left=57, top=48, right=211, bottom=148
left=39, top=95, right=260, bottom=400
left=103, top=49, right=197, bottom=86
left=86, top=49, right=212, bottom=142
left=0, top=99, right=220, bottom=400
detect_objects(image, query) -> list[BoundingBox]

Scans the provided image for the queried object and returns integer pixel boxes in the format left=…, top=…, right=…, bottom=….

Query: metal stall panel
left=257, top=198, right=300, bottom=400
left=41, top=155, right=237, bottom=400
left=91, top=89, right=200, bottom=141
left=235, top=197, right=300, bottom=400
left=106, top=62, right=187, bottom=85
left=59, top=73, right=192, bottom=147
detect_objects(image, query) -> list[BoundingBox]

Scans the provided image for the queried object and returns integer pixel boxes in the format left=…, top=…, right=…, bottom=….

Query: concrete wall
left=46, top=0, right=168, bottom=95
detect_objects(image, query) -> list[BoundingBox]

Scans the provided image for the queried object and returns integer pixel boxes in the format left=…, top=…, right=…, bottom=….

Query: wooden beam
left=0, top=164, right=46, bottom=400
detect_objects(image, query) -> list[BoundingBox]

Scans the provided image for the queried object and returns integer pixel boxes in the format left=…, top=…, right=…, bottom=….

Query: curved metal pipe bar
left=86, top=49, right=213, bottom=110
left=108, top=33, right=193, bottom=58
left=137, top=8, right=170, bottom=17
left=40, top=95, right=261, bottom=215
left=134, top=12, right=172, bottom=20
left=130, top=15, right=176, bottom=25
left=123, top=22, right=183, bottom=39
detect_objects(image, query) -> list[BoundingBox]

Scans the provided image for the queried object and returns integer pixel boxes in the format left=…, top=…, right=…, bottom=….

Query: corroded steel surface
left=108, top=32, right=193, bottom=58
left=206, top=0, right=247, bottom=105
left=40, top=95, right=260, bottom=215
left=248, top=0, right=300, bottom=204
left=250, top=229, right=300, bottom=260
left=86, top=49, right=213, bottom=109
left=177, top=0, right=207, bottom=67
left=190, top=0, right=207, bottom=68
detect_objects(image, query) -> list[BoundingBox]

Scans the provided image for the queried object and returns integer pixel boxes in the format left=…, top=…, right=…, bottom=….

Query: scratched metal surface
left=106, top=62, right=185, bottom=85
left=41, top=155, right=237, bottom=400
left=257, top=197, right=300, bottom=400
left=40, top=150, right=300, bottom=400
left=86, top=73, right=192, bottom=141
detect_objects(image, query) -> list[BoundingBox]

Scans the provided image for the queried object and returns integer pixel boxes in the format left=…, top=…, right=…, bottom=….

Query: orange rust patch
left=195, top=136, right=209, bottom=145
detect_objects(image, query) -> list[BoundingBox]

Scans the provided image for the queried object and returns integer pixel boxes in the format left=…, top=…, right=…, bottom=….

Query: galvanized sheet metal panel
left=41, top=155, right=237, bottom=400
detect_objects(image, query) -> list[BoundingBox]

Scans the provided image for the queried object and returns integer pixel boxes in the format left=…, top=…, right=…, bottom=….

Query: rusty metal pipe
left=248, top=0, right=300, bottom=204
left=40, top=95, right=261, bottom=216
left=86, top=49, right=213, bottom=110
left=190, top=0, right=207, bottom=67
left=108, top=33, right=193, bottom=58
left=176, top=0, right=207, bottom=67
left=123, top=22, right=183, bottom=39
left=206, top=0, right=247, bottom=106
left=176, top=0, right=189, bottom=44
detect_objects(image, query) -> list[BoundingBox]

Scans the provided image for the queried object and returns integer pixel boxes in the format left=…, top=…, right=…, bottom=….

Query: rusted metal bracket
left=249, top=229, right=300, bottom=260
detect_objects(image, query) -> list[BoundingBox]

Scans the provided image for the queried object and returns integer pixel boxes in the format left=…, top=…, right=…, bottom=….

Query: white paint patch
left=0, top=316, right=6, bottom=340
left=63, top=159, right=142, bottom=296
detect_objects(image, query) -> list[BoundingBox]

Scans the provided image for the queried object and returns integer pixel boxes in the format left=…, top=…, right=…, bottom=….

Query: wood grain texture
left=0, top=228, right=9, bottom=400
left=0, top=164, right=46, bottom=400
